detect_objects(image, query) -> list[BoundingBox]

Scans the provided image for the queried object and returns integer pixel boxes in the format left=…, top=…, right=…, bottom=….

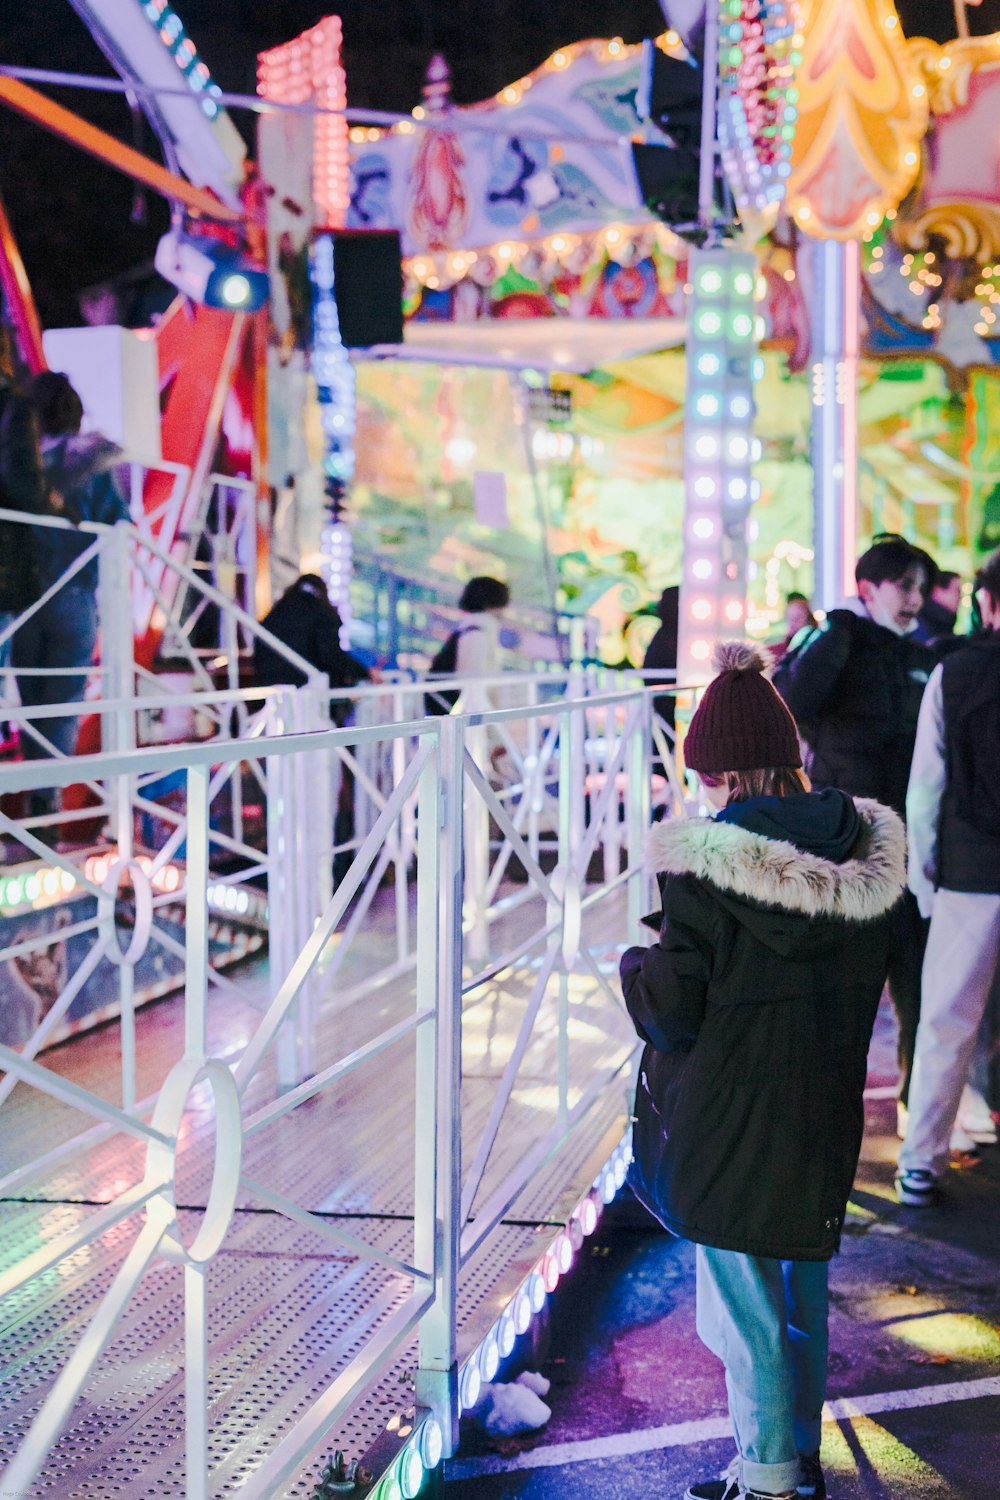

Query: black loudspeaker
left=631, top=142, right=702, bottom=228
left=331, top=229, right=404, bottom=347
left=637, top=40, right=703, bottom=147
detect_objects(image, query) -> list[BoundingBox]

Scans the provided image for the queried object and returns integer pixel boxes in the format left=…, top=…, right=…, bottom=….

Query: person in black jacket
left=622, top=642, right=904, bottom=1500
left=772, top=535, right=935, bottom=1118
left=912, top=566, right=961, bottom=650
left=13, top=373, right=130, bottom=791
left=897, top=547, right=1000, bottom=1206
left=254, top=573, right=371, bottom=717
left=0, top=327, right=46, bottom=654
left=643, top=585, right=679, bottom=732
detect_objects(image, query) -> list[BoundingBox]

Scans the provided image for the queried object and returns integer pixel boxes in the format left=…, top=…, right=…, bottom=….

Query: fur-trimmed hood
left=647, top=797, right=905, bottom=925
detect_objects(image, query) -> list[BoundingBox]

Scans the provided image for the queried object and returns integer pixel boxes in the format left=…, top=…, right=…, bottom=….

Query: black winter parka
left=621, top=799, right=905, bottom=1261
left=772, top=609, right=934, bottom=816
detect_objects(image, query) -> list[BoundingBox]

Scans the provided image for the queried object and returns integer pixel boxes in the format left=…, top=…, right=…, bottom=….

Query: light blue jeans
left=696, top=1245, right=829, bottom=1495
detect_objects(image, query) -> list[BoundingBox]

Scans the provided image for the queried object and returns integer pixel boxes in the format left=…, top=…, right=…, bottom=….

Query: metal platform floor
left=0, top=878, right=635, bottom=1497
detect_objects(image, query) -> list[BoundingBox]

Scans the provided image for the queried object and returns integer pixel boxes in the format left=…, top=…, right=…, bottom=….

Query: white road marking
left=445, top=1374, right=1000, bottom=1480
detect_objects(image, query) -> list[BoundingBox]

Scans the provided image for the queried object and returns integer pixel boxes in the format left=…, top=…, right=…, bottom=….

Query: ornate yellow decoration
left=893, top=33, right=1000, bottom=264
left=893, top=201, right=1000, bottom=262
left=786, top=0, right=928, bottom=240
left=907, top=33, right=1000, bottom=116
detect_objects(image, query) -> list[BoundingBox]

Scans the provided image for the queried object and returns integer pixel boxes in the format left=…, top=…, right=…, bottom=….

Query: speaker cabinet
left=330, top=229, right=404, bottom=347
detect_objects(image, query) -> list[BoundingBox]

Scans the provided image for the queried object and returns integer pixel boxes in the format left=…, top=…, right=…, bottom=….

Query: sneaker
left=686, top=1486, right=795, bottom=1500
left=949, top=1124, right=981, bottom=1153
left=686, top=1463, right=796, bottom=1500
left=895, top=1167, right=938, bottom=1207
left=955, top=1084, right=998, bottom=1145
left=687, top=1455, right=740, bottom=1500
left=797, top=1453, right=827, bottom=1498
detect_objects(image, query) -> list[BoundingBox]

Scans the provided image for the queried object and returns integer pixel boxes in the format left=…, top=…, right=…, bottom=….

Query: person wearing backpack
left=896, top=546, right=1000, bottom=1206
left=424, top=575, right=510, bottom=715
left=621, top=642, right=904, bottom=1500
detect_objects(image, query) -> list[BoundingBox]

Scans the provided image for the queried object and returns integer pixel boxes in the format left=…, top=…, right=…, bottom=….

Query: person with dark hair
left=772, top=535, right=936, bottom=1117
left=897, top=547, right=1000, bottom=1205
left=771, top=591, right=817, bottom=663
left=12, top=371, right=129, bottom=804
left=453, top=575, right=511, bottom=682
left=457, top=575, right=510, bottom=615
left=0, top=327, right=46, bottom=664
left=423, top=576, right=511, bottom=716
left=622, top=642, right=903, bottom=1500
left=254, top=573, right=371, bottom=710
left=643, top=585, right=679, bottom=732
left=912, top=567, right=961, bottom=649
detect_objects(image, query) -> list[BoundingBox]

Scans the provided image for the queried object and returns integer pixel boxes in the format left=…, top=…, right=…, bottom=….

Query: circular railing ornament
left=97, top=857, right=154, bottom=967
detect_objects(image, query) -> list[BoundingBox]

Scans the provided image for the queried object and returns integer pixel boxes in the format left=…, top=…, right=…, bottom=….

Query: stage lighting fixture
left=154, top=230, right=269, bottom=311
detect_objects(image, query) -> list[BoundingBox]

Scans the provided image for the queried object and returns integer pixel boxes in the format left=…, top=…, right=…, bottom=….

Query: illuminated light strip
left=678, top=249, right=760, bottom=686
left=0, top=860, right=262, bottom=914
left=447, top=1374, right=1000, bottom=1479
left=717, top=0, right=802, bottom=216
left=133, top=0, right=224, bottom=120
left=257, top=18, right=350, bottom=230
left=453, top=1131, right=632, bottom=1427
left=310, top=233, right=356, bottom=637
left=350, top=29, right=692, bottom=145
left=401, top=221, right=684, bottom=292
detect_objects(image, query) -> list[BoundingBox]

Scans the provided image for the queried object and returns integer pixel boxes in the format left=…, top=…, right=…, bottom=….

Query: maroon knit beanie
left=684, top=641, right=802, bottom=773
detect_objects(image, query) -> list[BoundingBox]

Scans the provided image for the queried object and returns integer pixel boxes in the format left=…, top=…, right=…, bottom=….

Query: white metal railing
left=0, top=682, right=657, bottom=1496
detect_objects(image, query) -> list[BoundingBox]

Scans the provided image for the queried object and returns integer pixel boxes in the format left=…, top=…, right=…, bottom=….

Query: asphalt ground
left=444, top=1001, right=1000, bottom=1499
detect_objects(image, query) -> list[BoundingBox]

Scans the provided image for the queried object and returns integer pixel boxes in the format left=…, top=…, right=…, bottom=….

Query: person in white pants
left=897, top=549, right=1000, bottom=1207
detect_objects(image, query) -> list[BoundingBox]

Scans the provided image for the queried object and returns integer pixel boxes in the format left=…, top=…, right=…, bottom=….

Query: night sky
left=1, top=0, right=999, bottom=327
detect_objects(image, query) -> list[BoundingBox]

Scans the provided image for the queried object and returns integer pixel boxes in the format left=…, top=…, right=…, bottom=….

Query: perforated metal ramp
left=0, top=883, right=634, bottom=1497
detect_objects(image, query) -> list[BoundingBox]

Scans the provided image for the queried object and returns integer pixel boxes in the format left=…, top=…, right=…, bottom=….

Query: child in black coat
left=621, top=643, right=905, bottom=1500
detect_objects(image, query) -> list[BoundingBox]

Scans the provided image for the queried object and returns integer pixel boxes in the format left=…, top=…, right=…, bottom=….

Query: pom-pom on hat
left=684, top=640, right=802, bottom=773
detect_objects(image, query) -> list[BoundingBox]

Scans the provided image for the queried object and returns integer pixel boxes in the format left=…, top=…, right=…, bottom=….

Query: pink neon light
left=841, top=241, right=861, bottom=602
left=257, top=18, right=349, bottom=230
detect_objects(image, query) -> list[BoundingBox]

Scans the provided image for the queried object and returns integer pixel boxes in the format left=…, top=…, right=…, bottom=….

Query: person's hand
left=368, top=667, right=384, bottom=684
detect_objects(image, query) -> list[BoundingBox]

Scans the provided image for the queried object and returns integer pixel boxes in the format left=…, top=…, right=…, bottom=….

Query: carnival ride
left=2, top=0, right=1000, bottom=1495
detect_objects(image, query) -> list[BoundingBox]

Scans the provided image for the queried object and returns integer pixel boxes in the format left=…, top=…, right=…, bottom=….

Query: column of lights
left=679, top=249, right=761, bottom=684
left=134, top=0, right=223, bottom=118
left=717, top=0, right=801, bottom=215
left=257, top=17, right=349, bottom=230
left=259, top=21, right=354, bottom=636
left=310, top=234, right=356, bottom=638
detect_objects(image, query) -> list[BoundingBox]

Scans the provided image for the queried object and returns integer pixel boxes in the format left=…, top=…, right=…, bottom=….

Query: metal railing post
left=267, top=689, right=301, bottom=1090
left=292, top=682, right=330, bottom=1080
left=554, top=666, right=586, bottom=1123
left=98, top=525, right=140, bottom=1109
left=463, top=717, right=490, bottom=965
left=415, top=716, right=463, bottom=1455
left=628, top=691, right=652, bottom=940
left=98, top=525, right=136, bottom=758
